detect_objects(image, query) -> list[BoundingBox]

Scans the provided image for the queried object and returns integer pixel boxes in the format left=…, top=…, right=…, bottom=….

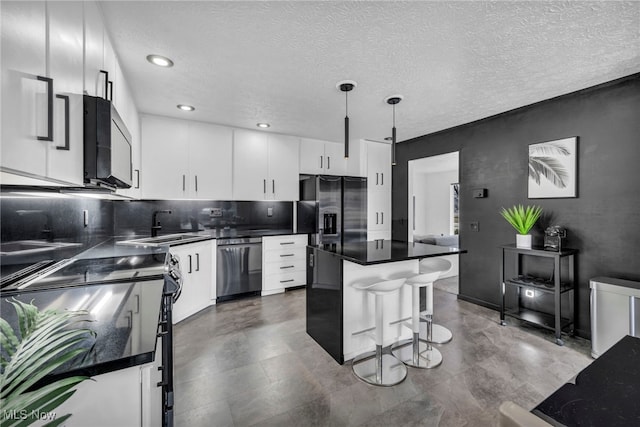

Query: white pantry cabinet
left=141, top=115, right=232, bottom=200
left=0, top=0, right=84, bottom=185
left=233, top=129, right=299, bottom=201
left=171, top=240, right=216, bottom=323
left=365, top=141, right=392, bottom=239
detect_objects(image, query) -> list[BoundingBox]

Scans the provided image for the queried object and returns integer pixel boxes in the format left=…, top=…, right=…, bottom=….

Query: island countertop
left=311, top=239, right=466, bottom=266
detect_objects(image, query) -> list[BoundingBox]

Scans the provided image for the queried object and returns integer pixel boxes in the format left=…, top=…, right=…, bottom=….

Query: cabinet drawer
left=264, top=257, right=306, bottom=275
left=264, top=270, right=306, bottom=291
left=263, top=234, right=307, bottom=250
left=264, top=247, right=306, bottom=263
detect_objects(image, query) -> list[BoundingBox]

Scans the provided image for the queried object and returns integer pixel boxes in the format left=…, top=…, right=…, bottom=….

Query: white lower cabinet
left=262, top=234, right=307, bottom=295
left=171, top=240, right=216, bottom=324
left=54, top=364, right=144, bottom=426
left=53, top=341, right=163, bottom=427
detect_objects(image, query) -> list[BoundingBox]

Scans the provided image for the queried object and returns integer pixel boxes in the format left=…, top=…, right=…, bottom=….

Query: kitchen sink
left=117, top=233, right=206, bottom=247
left=0, top=240, right=82, bottom=256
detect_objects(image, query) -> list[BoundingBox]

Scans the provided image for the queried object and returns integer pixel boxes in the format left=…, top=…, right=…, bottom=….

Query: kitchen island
left=306, top=240, right=466, bottom=364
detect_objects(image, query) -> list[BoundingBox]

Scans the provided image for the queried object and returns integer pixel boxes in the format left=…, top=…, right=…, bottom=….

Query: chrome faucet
left=151, top=210, right=172, bottom=237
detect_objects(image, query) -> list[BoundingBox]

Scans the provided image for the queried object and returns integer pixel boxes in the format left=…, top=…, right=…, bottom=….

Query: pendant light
left=385, top=95, right=403, bottom=166
left=337, top=80, right=357, bottom=158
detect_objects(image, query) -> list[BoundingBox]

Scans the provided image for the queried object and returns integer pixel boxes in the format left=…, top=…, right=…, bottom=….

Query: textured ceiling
left=100, top=1, right=640, bottom=143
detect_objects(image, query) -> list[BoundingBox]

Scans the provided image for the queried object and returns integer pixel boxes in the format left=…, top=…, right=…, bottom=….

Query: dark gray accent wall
left=393, top=73, right=640, bottom=338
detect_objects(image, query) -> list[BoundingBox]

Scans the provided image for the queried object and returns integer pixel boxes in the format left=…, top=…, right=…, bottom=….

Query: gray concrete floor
left=173, top=287, right=592, bottom=426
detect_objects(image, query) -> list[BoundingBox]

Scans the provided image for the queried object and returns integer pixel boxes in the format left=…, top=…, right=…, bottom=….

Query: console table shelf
left=499, top=244, right=577, bottom=345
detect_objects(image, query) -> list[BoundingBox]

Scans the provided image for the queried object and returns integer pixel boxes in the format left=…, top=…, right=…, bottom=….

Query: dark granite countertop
left=113, top=228, right=306, bottom=248
left=1, top=276, right=165, bottom=379
left=312, top=240, right=466, bottom=266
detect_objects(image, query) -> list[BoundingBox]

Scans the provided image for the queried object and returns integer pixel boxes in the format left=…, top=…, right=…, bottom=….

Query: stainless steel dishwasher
left=216, top=237, right=262, bottom=301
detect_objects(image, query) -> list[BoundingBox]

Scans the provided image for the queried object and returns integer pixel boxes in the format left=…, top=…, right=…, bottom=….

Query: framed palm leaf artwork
left=528, top=137, right=577, bottom=198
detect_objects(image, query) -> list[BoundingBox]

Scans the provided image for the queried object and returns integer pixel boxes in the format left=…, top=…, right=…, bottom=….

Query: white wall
left=413, top=169, right=458, bottom=236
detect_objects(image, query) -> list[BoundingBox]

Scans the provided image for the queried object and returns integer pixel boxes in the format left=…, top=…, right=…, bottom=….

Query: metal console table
left=499, top=244, right=578, bottom=346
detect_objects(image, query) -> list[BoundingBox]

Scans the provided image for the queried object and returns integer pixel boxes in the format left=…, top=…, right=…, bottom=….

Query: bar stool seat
left=351, top=278, right=408, bottom=387
left=419, top=258, right=453, bottom=344
left=391, top=271, right=443, bottom=369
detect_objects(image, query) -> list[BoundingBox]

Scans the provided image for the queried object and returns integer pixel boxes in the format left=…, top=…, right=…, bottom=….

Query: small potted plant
left=500, top=205, right=543, bottom=249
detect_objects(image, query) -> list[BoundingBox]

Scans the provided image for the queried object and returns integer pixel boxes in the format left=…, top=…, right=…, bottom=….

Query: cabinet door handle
left=280, top=279, right=294, bottom=283
left=108, top=80, right=113, bottom=102
left=36, top=76, right=53, bottom=141
left=279, top=242, right=295, bottom=245
left=376, top=173, right=379, bottom=185
left=272, top=179, right=275, bottom=194
left=196, top=253, right=200, bottom=271
left=327, top=156, right=330, bottom=170
left=376, top=212, right=379, bottom=224
left=99, top=70, right=109, bottom=100
left=182, top=174, right=186, bottom=191
left=135, top=169, right=140, bottom=189
left=280, top=254, right=295, bottom=257
left=381, top=173, right=384, bottom=186
left=280, top=265, right=295, bottom=269
left=320, top=156, right=323, bottom=169
left=188, top=255, right=192, bottom=274
left=381, top=212, right=384, bottom=224
left=195, top=175, right=198, bottom=192
left=263, top=179, right=266, bottom=194
left=55, top=94, right=70, bottom=150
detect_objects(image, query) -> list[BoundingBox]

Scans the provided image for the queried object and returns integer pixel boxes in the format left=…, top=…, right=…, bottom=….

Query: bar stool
left=351, top=278, right=408, bottom=387
left=419, top=258, right=453, bottom=344
left=390, top=271, right=443, bottom=368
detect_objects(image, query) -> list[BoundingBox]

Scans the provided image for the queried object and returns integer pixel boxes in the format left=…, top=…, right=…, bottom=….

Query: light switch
left=267, top=207, right=273, bottom=217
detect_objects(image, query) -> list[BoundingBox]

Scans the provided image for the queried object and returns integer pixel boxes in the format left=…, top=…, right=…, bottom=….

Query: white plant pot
left=516, top=234, right=532, bottom=249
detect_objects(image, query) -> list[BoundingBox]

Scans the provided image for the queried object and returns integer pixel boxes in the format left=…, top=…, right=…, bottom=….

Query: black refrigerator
left=297, top=175, right=367, bottom=245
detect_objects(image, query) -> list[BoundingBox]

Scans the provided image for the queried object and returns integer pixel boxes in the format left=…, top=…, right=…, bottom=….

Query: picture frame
left=528, top=137, right=578, bottom=199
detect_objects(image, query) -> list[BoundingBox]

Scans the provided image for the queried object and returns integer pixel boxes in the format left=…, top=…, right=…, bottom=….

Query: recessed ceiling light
left=177, top=104, right=195, bottom=111
left=146, top=54, right=174, bottom=68
left=257, top=123, right=270, bottom=128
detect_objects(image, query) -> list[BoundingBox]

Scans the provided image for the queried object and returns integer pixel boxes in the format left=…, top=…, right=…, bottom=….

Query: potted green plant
left=500, top=205, right=543, bottom=249
left=1, top=299, right=95, bottom=427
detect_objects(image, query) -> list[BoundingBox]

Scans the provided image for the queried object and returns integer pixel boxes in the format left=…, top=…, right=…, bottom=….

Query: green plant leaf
left=0, top=300, right=94, bottom=427
left=500, top=205, right=542, bottom=234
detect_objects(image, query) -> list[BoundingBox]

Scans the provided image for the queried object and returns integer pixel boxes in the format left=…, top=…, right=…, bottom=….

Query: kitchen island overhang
left=306, top=240, right=466, bottom=364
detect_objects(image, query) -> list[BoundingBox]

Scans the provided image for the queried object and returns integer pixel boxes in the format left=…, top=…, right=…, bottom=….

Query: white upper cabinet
left=267, top=134, right=300, bottom=200
left=141, top=115, right=189, bottom=199
left=233, top=130, right=270, bottom=200
left=83, top=1, right=105, bottom=98
left=141, top=115, right=232, bottom=200
left=46, top=1, right=84, bottom=185
left=323, top=141, right=348, bottom=176
left=187, top=121, right=233, bottom=200
left=1, top=0, right=84, bottom=185
left=299, top=138, right=347, bottom=176
left=1, top=1, right=48, bottom=178
left=233, top=129, right=299, bottom=201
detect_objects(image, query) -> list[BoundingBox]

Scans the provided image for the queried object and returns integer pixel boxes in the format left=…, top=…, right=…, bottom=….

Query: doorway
left=408, top=151, right=460, bottom=294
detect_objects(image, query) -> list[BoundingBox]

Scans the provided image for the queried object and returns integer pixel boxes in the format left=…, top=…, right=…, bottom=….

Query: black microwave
left=83, top=95, right=132, bottom=189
